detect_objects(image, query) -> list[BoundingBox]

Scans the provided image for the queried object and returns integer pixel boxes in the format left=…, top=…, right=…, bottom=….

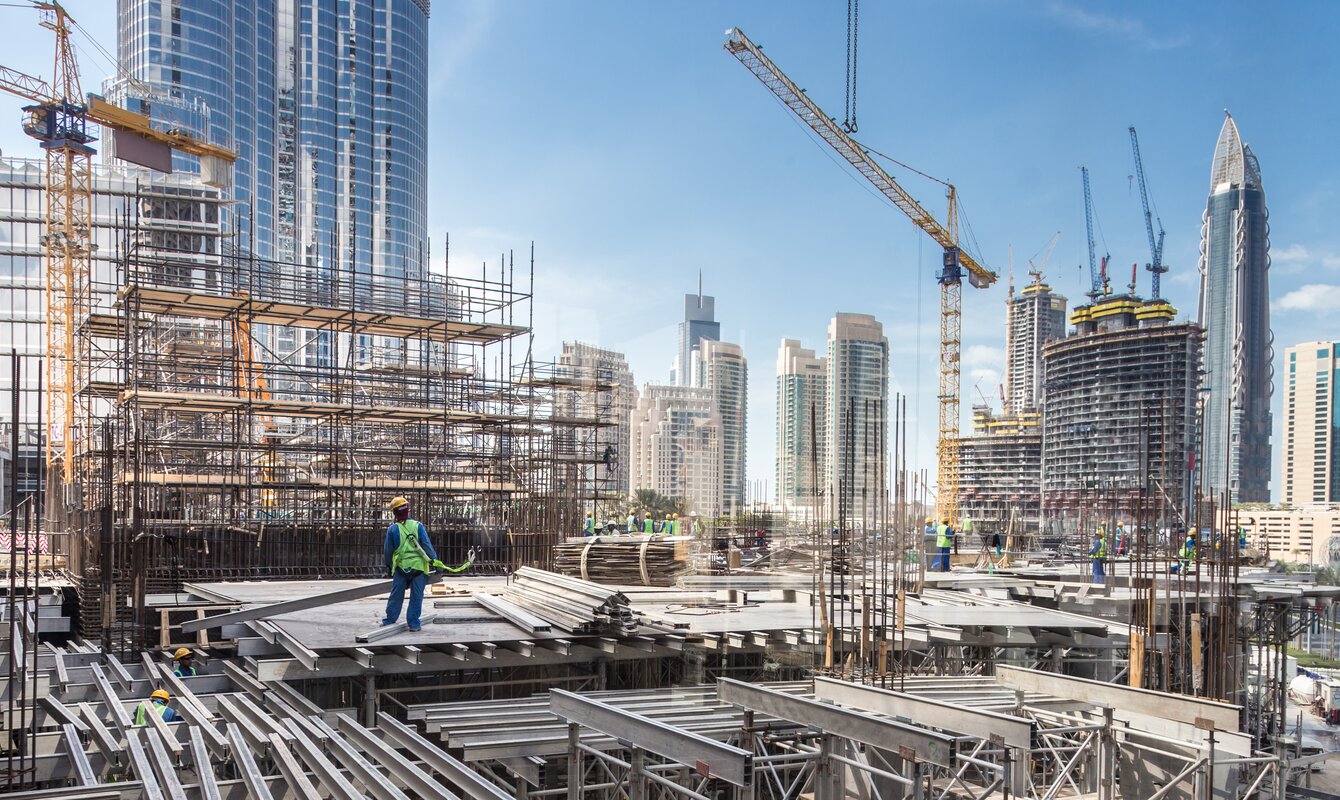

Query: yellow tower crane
left=725, top=28, right=997, bottom=523
left=0, top=1, right=235, bottom=486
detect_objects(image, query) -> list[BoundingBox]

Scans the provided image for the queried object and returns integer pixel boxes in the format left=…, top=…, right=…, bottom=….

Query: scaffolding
left=63, top=217, right=615, bottom=648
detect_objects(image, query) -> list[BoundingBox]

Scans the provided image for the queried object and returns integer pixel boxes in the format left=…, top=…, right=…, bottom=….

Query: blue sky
left=0, top=1, right=1337, bottom=502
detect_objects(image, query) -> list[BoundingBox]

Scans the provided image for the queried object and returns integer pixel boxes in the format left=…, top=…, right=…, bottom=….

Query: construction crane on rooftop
left=0, top=1, right=235, bottom=486
left=724, top=28, right=998, bottom=523
left=1079, top=166, right=1109, bottom=300
left=1129, top=126, right=1167, bottom=299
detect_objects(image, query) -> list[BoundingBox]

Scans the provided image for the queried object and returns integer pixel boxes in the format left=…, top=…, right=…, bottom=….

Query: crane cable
left=843, top=0, right=859, bottom=133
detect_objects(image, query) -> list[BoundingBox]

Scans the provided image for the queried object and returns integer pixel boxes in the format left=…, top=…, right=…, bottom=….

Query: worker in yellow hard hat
left=582, top=511, right=596, bottom=537
left=172, top=647, right=198, bottom=678
left=934, top=518, right=955, bottom=572
left=626, top=509, right=639, bottom=534
left=381, top=496, right=439, bottom=632
left=135, top=689, right=179, bottom=726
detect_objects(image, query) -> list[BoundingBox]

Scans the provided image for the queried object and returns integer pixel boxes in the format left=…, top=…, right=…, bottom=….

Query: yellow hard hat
left=942, top=518, right=950, bottom=524
left=385, top=496, right=409, bottom=511
left=151, top=689, right=170, bottom=702
left=926, top=517, right=933, bottom=523
left=173, top=648, right=192, bottom=661
left=585, top=511, right=593, bottom=517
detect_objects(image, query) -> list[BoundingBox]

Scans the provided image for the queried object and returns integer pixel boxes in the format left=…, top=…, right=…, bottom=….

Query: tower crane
left=725, top=28, right=997, bottom=522
left=1129, top=126, right=1167, bottom=298
left=1080, top=166, right=1109, bottom=300
left=0, top=1, right=235, bottom=485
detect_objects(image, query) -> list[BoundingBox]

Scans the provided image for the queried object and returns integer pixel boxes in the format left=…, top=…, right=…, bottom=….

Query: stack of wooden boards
left=552, top=535, right=689, bottom=587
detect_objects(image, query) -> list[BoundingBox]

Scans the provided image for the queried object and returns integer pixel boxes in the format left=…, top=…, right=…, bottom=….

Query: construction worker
left=381, top=496, right=439, bottom=632
left=1171, top=528, right=1196, bottom=574
left=935, top=518, right=954, bottom=572
left=626, top=510, right=639, bottom=534
left=172, top=648, right=198, bottom=678
left=669, top=513, right=679, bottom=535
left=1114, top=522, right=1128, bottom=556
left=1090, top=528, right=1107, bottom=584
left=582, top=512, right=597, bottom=537
left=1238, top=527, right=1248, bottom=552
left=135, top=689, right=179, bottom=726
left=642, top=514, right=655, bottom=535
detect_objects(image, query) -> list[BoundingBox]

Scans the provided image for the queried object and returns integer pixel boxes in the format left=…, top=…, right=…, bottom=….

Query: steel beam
left=285, top=720, right=364, bottom=800
left=995, top=665, right=1240, bottom=730
left=188, top=727, right=222, bottom=800
left=334, top=714, right=461, bottom=800
left=550, top=689, right=753, bottom=787
left=143, top=726, right=188, bottom=798
left=266, top=731, right=322, bottom=799
left=78, top=702, right=123, bottom=764
left=224, top=722, right=275, bottom=800
left=717, top=678, right=956, bottom=768
left=124, top=729, right=166, bottom=800
left=473, top=592, right=553, bottom=633
left=813, top=676, right=1033, bottom=749
left=355, top=614, right=439, bottom=643
left=375, top=712, right=513, bottom=800
left=181, top=574, right=445, bottom=633
left=312, top=717, right=411, bottom=800
left=61, top=723, right=97, bottom=786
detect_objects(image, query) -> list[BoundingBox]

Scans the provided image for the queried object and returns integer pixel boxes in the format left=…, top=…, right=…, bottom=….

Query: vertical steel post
left=567, top=722, right=581, bottom=800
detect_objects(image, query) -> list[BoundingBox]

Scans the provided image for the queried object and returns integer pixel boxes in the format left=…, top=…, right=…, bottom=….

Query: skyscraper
left=629, top=385, right=722, bottom=515
left=700, top=340, right=748, bottom=514
left=826, top=313, right=889, bottom=519
left=1198, top=111, right=1273, bottom=502
left=1281, top=342, right=1340, bottom=506
left=1004, top=273, right=1067, bottom=414
left=114, top=0, right=430, bottom=294
left=557, top=342, right=639, bottom=497
left=775, top=339, right=827, bottom=510
left=672, top=287, right=720, bottom=387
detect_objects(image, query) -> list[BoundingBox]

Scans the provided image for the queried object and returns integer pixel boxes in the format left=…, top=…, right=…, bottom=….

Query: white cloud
left=963, top=344, right=1005, bottom=368
left=1277, top=284, right=1340, bottom=312
left=1273, top=244, right=1311, bottom=264
left=1045, top=1, right=1189, bottom=50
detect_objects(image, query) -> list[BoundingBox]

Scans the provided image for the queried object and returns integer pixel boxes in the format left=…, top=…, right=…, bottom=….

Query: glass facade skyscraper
left=1197, top=112, right=1273, bottom=502
left=672, top=290, right=720, bottom=387
left=114, top=0, right=430, bottom=293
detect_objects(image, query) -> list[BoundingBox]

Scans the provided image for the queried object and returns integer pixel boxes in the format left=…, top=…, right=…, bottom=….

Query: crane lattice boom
left=1128, top=126, right=1167, bottom=299
left=725, top=27, right=996, bottom=522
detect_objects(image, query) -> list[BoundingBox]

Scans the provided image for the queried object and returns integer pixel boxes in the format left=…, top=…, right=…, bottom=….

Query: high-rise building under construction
left=1005, top=274, right=1067, bottom=414
left=1198, top=112, right=1273, bottom=502
left=1042, top=296, right=1203, bottom=526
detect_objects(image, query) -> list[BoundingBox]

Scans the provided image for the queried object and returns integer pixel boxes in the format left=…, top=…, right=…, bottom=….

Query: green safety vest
left=960, top=517, right=973, bottom=533
left=392, top=520, right=431, bottom=574
left=583, top=517, right=596, bottom=535
left=642, top=518, right=654, bottom=534
left=936, top=523, right=951, bottom=549
left=627, top=515, right=637, bottom=532
left=1093, top=539, right=1106, bottom=559
left=1180, top=541, right=1195, bottom=562
left=134, top=700, right=170, bottom=726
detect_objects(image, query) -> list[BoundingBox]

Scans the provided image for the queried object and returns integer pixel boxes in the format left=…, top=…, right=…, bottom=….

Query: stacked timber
left=552, top=535, right=688, bottom=587
left=502, top=567, right=639, bottom=634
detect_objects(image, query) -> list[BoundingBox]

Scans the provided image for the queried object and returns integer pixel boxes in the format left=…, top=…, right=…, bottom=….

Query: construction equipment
left=1129, top=126, right=1167, bottom=298
left=0, top=1, right=236, bottom=485
left=1079, top=166, right=1109, bottom=300
left=724, top=28, right=997, bottom=523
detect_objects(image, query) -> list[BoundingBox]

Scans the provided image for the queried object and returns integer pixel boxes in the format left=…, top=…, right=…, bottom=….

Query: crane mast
left=724, top=28, right=997, bottom=523
left=1129, top=126, right=1167, bottom=298
left=0, top=2, right=237, bottom=489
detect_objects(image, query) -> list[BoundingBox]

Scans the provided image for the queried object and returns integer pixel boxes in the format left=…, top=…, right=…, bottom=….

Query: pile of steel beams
left=503, top=567, right=639, bottom=634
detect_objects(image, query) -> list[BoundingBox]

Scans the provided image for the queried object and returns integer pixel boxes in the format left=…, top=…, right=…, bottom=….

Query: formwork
left=65, top=225, right=617, bottom=648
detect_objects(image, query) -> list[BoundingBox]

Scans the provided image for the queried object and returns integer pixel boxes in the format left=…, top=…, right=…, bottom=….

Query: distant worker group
left=580, top=510, right=683, bottom=536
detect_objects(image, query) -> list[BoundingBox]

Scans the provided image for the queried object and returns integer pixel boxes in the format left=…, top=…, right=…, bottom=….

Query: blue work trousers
left=936, top=547, right=951, bottom=572
left=383, top=569, right=427, bottom=629
left=1092, top=558, right=1105, bottom=584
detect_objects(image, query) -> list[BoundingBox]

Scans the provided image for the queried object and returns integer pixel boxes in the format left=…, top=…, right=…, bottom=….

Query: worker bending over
left=382, top=496, right=440, bottom=632
left=135, top=689, right=179, bottom=726
left=1171, top=529, right=1196, bottom=574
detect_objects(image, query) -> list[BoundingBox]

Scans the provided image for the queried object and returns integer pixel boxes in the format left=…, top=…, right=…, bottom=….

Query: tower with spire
left=1197, top=111, right=1274, bottom=502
